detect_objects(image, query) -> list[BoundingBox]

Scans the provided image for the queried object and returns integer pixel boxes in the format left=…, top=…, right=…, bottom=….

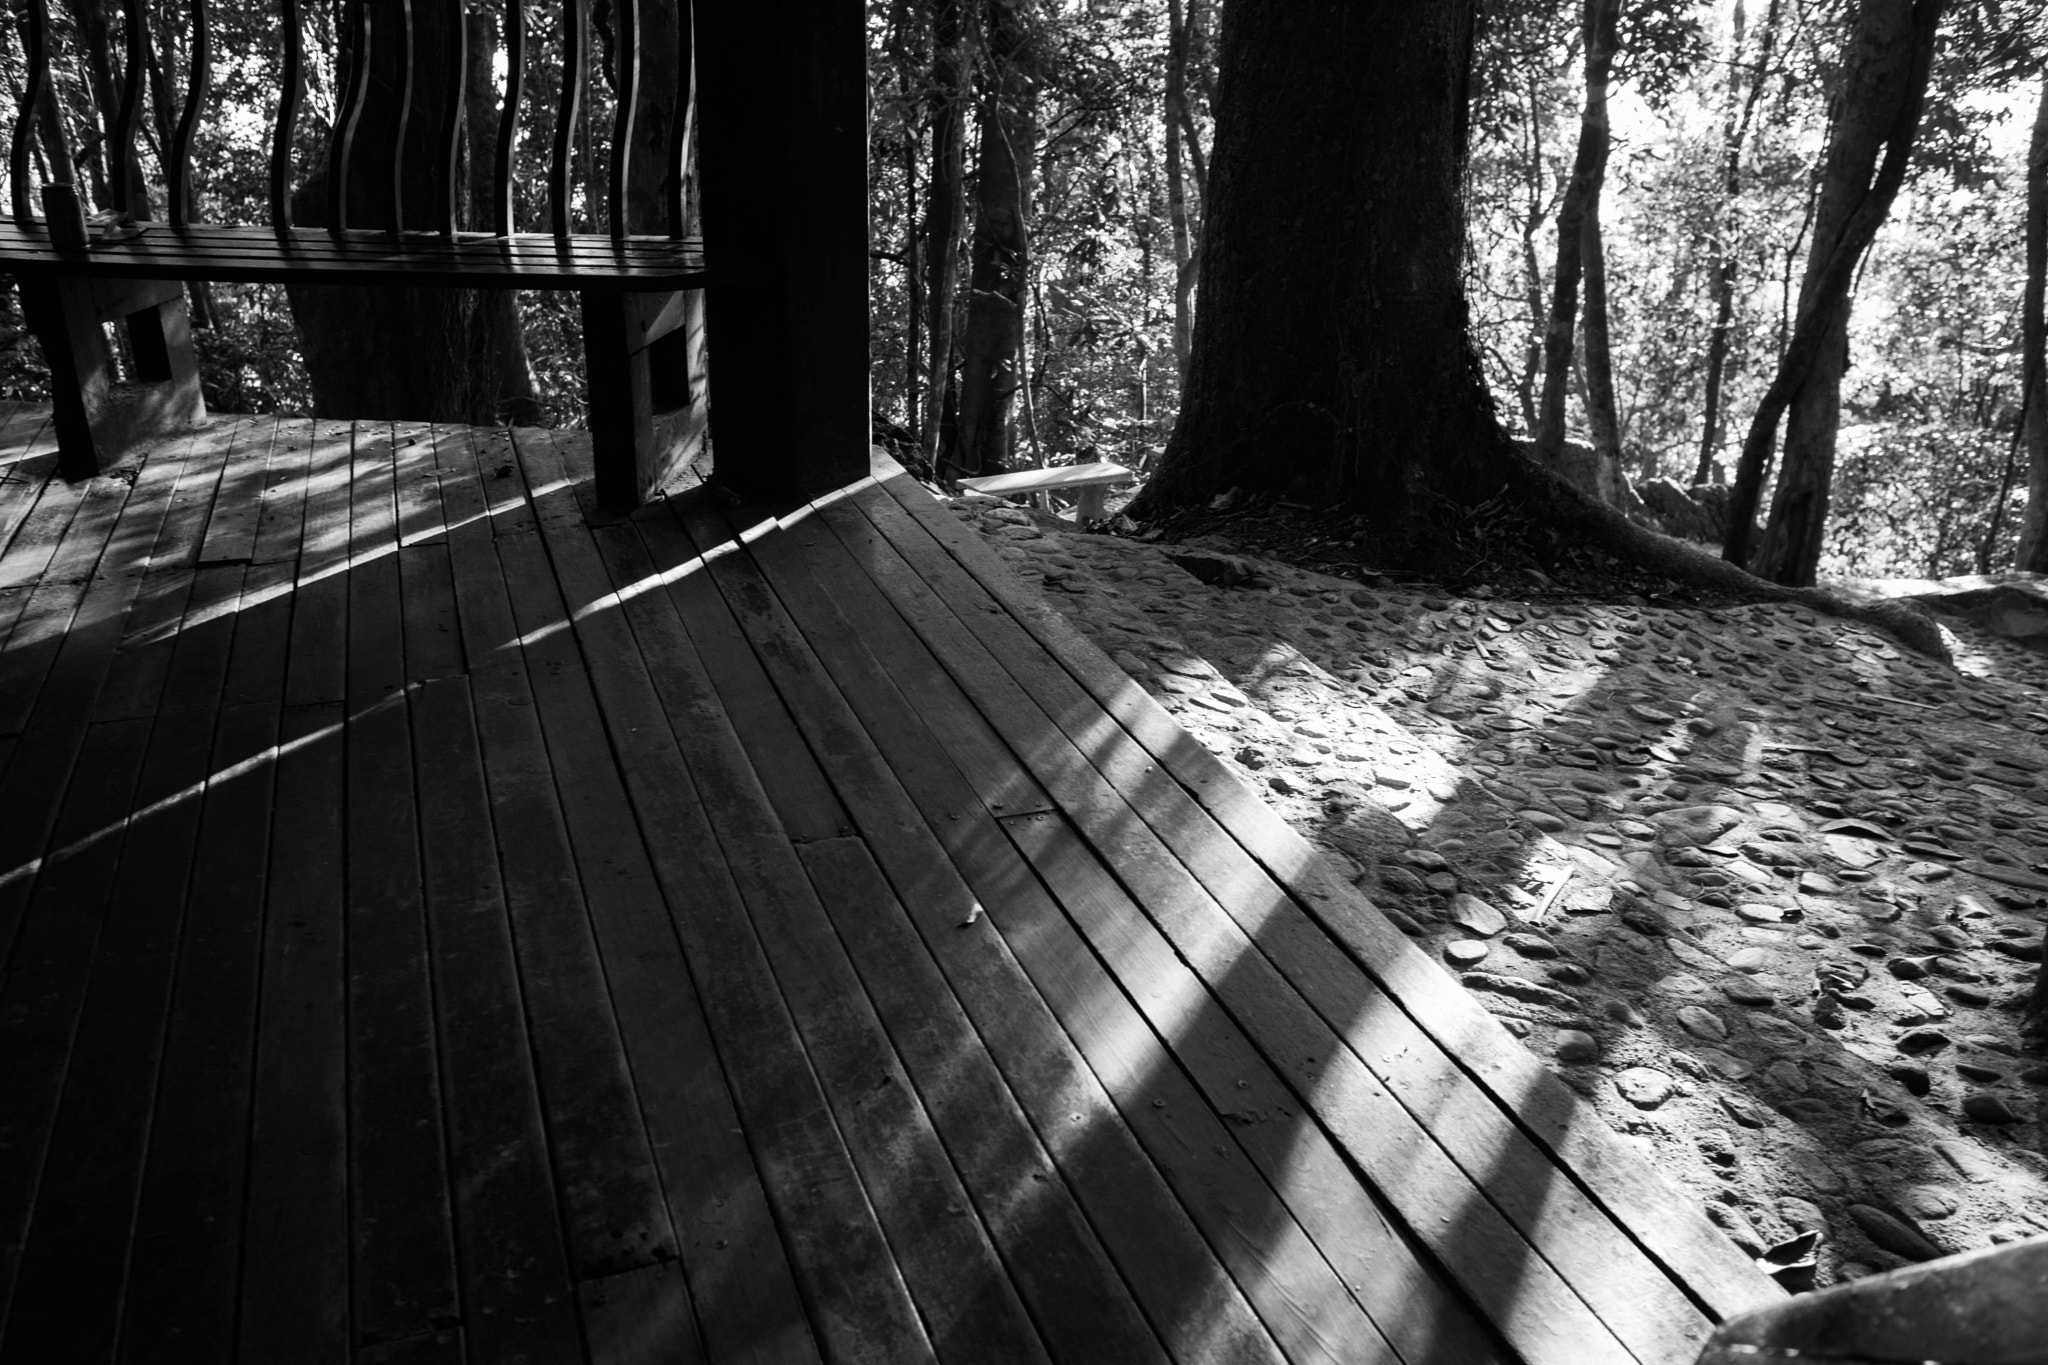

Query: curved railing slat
left=169, top=0, right=211, bottom=227
left=607, top=0, right=637, bottom=240
left=327, top=0, right=374, bottom=233
left=551, top=0, right=586, bottom=239
left=436, top=0, right=464, bottom=236
left=11, top=0, right=52, bottom=223
left=270, top=0, right=303, bottom=228
left=667, top=0, right=691, bottom=238
left=492, top=0, right=523, bottom=235
left=388, top=0, right=416, bottom=232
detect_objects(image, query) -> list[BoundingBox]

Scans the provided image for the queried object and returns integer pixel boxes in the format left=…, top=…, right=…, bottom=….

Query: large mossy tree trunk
left=1723, top=0, right=1945, bottom=583
left=287, top=0, right=537, bottom=425
left=2013, top=74, right=2048, bottom=571
left=1129, top=0, right=1503, bottom=533
left=952, top=0, right=1035, bottom=478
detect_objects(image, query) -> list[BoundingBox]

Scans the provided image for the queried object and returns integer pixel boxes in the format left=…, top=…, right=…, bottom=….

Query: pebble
left=1885, top=1062, right=1932, bottom=1096
left=1448, top=893, right=1507, bottom=937
left=1846, top=1204, right=1946, bottom=1262
left=1721, top=979, right=1776, bottom=1007
left=1554, top=1029, right=1600, bottom=1064
left=1896, top=1185, right=1959, bottom=1220
left=1502, top=932, right=1558, bottom=959
left=1615, top=1067, right=1676, bottom=1109
left=1895, top=1027, right=1952, bottom=1056
left=964, top=505, right=2048, bottom=1256
left=1789, top=1150, right=1848, bottom=1195
left=1676, top=1005, right=1729, bottom=1041
left=1961, top=1092, right=2021, bottom=1125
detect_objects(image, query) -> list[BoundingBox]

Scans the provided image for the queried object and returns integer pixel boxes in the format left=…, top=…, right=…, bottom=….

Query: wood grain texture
left=872, top=464, right=1785, bottom=1328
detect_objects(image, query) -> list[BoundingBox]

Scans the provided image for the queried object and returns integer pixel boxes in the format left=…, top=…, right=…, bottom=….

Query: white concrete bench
left=955, top=461, right=1134, bottom=523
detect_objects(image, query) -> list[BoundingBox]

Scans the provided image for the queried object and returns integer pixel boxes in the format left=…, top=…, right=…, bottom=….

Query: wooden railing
left=8, top=0, right=695, bottom=244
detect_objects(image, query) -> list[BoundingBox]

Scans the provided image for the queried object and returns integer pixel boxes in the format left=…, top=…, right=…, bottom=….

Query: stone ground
left=948, top=492, right=2048, bottom=1291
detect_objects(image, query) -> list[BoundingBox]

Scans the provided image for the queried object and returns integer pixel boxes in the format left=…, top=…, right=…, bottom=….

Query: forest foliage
left=0, top=0, right=2044, bottom=584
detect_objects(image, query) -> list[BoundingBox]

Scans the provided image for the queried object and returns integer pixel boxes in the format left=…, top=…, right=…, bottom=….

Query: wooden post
left=19, top=275, right=206, bottom=479
left=581, top=287, right=709, bottom=510
left=692, top=0, right=870, bottom=504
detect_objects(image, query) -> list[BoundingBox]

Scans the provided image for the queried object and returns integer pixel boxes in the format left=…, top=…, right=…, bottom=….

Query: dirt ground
left=951, top=489, right=2048, bottom=1292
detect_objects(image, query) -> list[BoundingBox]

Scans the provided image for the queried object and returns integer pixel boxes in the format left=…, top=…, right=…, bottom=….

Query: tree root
left=1500, top=450, right=1953, bottom=665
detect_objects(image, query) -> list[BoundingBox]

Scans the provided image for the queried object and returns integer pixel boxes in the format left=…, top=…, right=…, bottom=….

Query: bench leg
left=581, top=288, right=709, bottom=513
left=1075, top=485, right=1109, bottom=523
left=18, top=276, right=205, bottom=480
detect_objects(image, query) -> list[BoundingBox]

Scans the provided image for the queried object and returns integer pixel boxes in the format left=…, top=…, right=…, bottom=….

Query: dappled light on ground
left=953, top=491, right=2048, bottom=1292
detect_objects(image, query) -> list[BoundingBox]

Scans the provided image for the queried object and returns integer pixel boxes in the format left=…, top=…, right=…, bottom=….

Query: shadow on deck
left=0, top=404, right=1782, bottom=1364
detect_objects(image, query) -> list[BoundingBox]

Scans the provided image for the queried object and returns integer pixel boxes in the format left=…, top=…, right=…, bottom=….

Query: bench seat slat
left=0, top=224, right=707, bottom=290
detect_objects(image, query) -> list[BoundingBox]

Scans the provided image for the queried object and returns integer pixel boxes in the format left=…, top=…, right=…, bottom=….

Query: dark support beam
left=581, top=288, right=708, bottom=511
left=20, top=276, right=206, bottom=478
left=692, top=0, right=869, bottom=504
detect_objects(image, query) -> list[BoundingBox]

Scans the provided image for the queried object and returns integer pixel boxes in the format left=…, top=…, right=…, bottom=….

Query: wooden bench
left=0, top=0, right=873, bottom=509
left=956, top=460, right=1135, bottom=524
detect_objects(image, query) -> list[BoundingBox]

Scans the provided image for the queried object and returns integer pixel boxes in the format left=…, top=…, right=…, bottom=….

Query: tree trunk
left=464, top=6, right=541, bottom=424
left=2014, top=74, right=2048, bottom=570
left=1695, top=0, right=1780, bottom=486
left=1534, top=0, right=1620, bottom=469
left=920, top=0, right=971, bottom=468
left=1130, top=0, right=1505, bottom=531
left=1580, top=196, right=1623, bottom=479
left=287, top=0, right=532, bottom=425
left=952, top=0, right=1034, bottom=478
left=1165, top=0, right=1196, bottom=383
left=1725, top=0, right=1946, bottom=580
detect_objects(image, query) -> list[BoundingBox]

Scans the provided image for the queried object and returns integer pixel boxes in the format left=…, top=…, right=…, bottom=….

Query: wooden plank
left=522, top=438, right=1051, bottom=1365
left=156, top=564, right=247, bottom=717
left=342, top=418, right=461, bottom=1351
left=659, top=493, right=1291, bottom=1365
left=238, top=701, right=351, bottom=1364
left=90, top=422, right=249, bottom=722
left=0, top=432, right=214, bottom=972
left=0, top=452, right=91, bottom=590
left=220, top=559, right=298, bottom=707
left=488, top=514, right=837, bottom=1358
left=848, top=486, right=1693, bottom=1364
left=283, top=420, right=360, bottom=707
left=393, top=422, right=447, bottom=547
left=197, top=414, right=284, bottom=563
left=874, top=468, right=1786, bottom=1328
left=398, top=427, right=464, bottom=689
left=0, top=719, right=155, bottom=1342
left=696, top=496, right=1419, bottom=1364
left=115, top=705, right=281, bottom=1358
left=427, top=428, right=700, bottom=1303
left=3, top=704, right=217, bottom=1358
left=497, top=432, right=915, bottom=1364
left=616, top=496, right=1240, bottom=1365
left=797, top=837, right=1174, bottom=1365
left=0, top=464, right=141, bottom=733
left=250, top=417, right=317, bottom=565
left=797, top=499, right=1514, bottom=1365
left=722, top=507, right=1049, bottom=821
left=0, top=223, right=708, bottom=290
left=411, top=674, right=584, bottom=1364
left=580, top=1264, right=707, bottom=1365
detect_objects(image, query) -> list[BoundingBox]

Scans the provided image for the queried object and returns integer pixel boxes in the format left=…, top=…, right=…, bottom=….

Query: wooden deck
left=0, top=405, right=1782, bottom=1364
